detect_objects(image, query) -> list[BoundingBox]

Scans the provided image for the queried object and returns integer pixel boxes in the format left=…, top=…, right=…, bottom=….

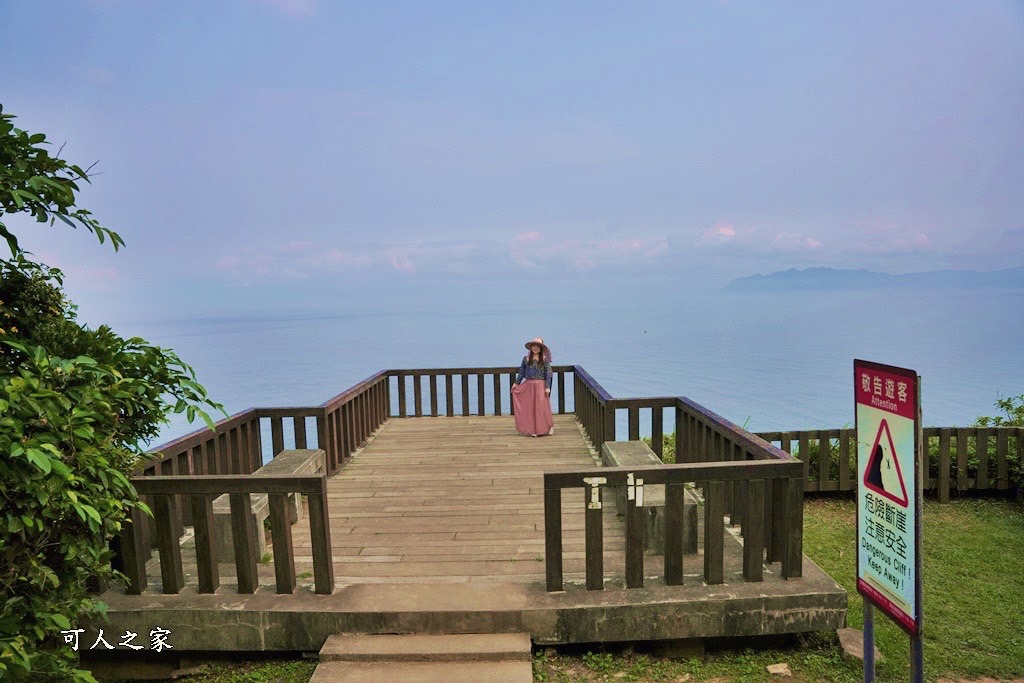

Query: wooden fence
left=755, top=426, right=1024, bottom=502
left=121, top=472, right=333, bottom=596
left=544, top=457, right=805, bottom=593
left=551, top=374, right=806, bottom=591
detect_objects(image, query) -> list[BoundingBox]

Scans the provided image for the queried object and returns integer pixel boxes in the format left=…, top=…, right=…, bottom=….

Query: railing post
left=308, top=481, right=335, bottom=595
left=218, top=431, right=230, bottom=474
left=229, top=493, right=259, bottom=594
left=839, top=429, right=852, bottom=490
left=271, top=417, right=284, bottom=458
left=602, top=406, right=615, bottom=452
left=585, top=484, right=604, bottom=591
left=956, top=428, right=969, bottom=492
left=799, top=432, right=811, bottom=491
left=664, top=482, right=684, bottom=585
left=424, top=373, right=435, bottom=416
left=703, top=481, right=724, bottom=585
left=743, top=479, right=765, bottom=582
left=652, top=408, right=664, bottom=460
left=782, top=477, right=804, bottom=579
left=996, top=429, right=1010, bottom=491
left=557, top=371, right=566, bottom=415
left=119, top=505, right=148, bottom=595
left=413, top=373, right=423, bottom=417
left=315, top=411, right=330, bottom=473
left=268, top=492, right=297, bottom=594
left=447, top=374, right=455, bottom=417
left=397, top=373, right=407, bottom=417
left=191, top=493, right=219, bottom=594
left=938, top=428, right=951, bottom=503
left=978, top=428, right=991, bottom=490
left=821, top=431, right=833, bottom=490
left=492, top=373, right=501, bottom=416
left=625, top=476, right=644, bottom=588
left=544, top=484, right=563, bottom=592
left=674, top=403, right=685, bottom=463
left=153, top=494, right=184, bottom=594
left=477, top=373, right=485, bottom=415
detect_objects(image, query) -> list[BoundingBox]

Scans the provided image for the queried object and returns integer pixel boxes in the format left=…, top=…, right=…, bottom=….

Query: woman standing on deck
left=511, top=337, right=554, bottom=436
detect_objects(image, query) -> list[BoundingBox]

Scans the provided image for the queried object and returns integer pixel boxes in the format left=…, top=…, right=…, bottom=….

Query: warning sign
left=854, top=360, right=922, bottom=635
left=864, top=419, right=908, bottom=506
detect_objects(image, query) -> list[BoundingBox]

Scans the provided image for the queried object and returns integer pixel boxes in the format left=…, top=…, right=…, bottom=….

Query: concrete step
left=310, top=660, right=533, bottom=682
left=313, top=633, right=534, bottom=682
left=319, top=632, right=532, bottom=663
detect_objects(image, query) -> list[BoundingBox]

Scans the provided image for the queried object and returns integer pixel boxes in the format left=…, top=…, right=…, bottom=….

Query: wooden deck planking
left=150, top=415, right=639, bottom=590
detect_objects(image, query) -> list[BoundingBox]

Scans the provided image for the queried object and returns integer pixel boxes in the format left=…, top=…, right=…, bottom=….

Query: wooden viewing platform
left=93, top=366, right=847, bottom=656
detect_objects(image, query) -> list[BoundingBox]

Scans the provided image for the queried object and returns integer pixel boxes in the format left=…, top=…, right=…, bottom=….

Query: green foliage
left=168, top=659, right=317, bottom=683
left=0, top=347, right=140, bottom=681
left=975, top=393, right=1024, bottom=428
left=0, top=104, right=124, bottom=258
left=975, top=393, right=1024, bottom=491
left=641, top=432, right=676, bottom=463
left=581, top=650, right=615, bottom=673
left=0, top=106, right=223, bottom=681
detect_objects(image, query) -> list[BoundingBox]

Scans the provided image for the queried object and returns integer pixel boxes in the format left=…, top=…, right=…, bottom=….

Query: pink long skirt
left=512, top=379, right=554, bottom=436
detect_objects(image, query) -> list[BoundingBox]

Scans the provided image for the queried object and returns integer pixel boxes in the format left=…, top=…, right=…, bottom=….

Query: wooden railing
left=140, top=366, right=575, bottom=488
left=319, top=371, right=391, bottom=471
left=132, top=363, right=1020, bottom=601
left=544, top=458, right=804, bottom=592
left=120, top=471, right=334, bottom=596
left=756, top=426, right=1024, bottom=502
left=546, top=391, right=804, bottom=592
left=388, top=365, right=576, bottom=417
left=573, top=366, right=615, bottom=450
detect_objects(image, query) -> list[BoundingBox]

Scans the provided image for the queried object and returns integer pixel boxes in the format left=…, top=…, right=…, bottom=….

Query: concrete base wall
left=87, top=557, right=846, bottom=653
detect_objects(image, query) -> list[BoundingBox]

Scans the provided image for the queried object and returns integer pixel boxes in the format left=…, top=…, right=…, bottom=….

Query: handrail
left=321, top=370, right=390, bottom=412
left=122, top=469, right=333, bottom=597
left=543, top=459, right=804, bottom=592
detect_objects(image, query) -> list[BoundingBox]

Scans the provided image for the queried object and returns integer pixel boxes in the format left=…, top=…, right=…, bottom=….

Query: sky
left=3, top=0, right=1023, bottom=323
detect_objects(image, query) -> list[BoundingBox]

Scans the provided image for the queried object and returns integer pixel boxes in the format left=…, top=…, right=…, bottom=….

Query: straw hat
left=524, top=337, right=551, bottom=360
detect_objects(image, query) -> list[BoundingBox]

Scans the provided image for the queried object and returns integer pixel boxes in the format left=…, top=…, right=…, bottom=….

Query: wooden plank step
left=310, top=660, right=532, bottom=682
left=319, top=632, right=532, bottom=662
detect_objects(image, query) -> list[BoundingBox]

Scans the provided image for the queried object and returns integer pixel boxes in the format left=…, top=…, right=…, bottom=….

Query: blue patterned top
left=516, top=356, right=552, bottom=389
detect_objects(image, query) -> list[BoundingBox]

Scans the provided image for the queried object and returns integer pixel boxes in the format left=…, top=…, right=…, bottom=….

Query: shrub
left=0, top=105, right=221, bottom=681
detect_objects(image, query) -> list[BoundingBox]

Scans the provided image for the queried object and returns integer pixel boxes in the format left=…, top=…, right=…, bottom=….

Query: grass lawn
left=532, top=497, right=1024, bottom=683
left=145, top=497, right=1024, bottom=683
left=804, top=497, right=1024, bottom=682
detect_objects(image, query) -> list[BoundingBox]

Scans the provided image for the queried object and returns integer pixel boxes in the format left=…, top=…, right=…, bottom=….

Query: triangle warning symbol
left=863, top=418, right=909, bottom=507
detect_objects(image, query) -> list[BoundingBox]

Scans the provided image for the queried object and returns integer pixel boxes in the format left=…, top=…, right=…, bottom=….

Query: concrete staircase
left=310, top=633, right=534, bottom=682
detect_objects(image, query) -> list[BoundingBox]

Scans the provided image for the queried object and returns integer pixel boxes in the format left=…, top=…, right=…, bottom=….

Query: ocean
left=123, top=288, right=1023, bottom=447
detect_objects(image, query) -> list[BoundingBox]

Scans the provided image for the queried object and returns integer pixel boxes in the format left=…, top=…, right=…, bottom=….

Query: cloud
left=848, top=220, right=934, bottom=256
left=771, top=232, right=823, bottom=252
left=210, top=232, right=674, bottom=284
left=701, top=222, right=736, bottom=243
left=697, top=221, right=823, bottom=255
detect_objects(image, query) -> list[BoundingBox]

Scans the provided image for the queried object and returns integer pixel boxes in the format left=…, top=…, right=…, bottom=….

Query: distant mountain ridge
left=724, top=266, right=1024, bottom=291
